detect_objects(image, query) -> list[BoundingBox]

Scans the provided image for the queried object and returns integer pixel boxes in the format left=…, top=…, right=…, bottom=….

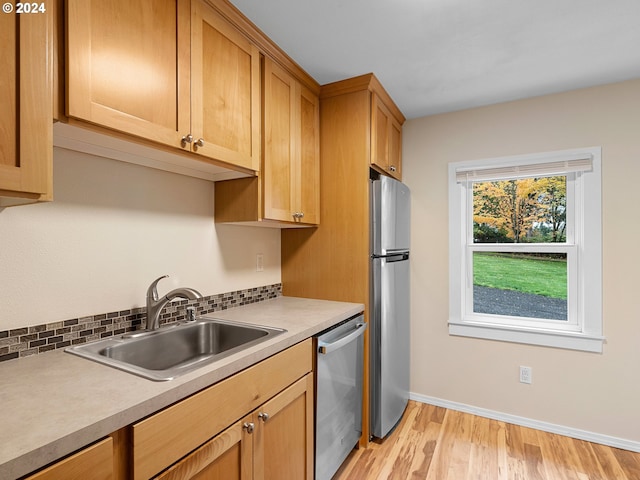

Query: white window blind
left=455, top=154, right=593, bottom=183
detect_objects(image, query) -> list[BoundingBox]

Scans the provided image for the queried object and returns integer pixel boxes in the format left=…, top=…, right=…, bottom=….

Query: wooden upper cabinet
left=191, top=0, right=260, bottom=171
left=263, top=58, right=319, bottom=225
left=388, top=114, right=402, bottom=179
left=298, top=86, right=321, bottom=225
left=263, top=59, right=296, bottom=222
left=371, top=93, right=402, bottom=180
left=66, top=0, right=260, bottom=172
left=0, top=9, right=53, bottom=206
left=66, top=0, right=191, bottom=149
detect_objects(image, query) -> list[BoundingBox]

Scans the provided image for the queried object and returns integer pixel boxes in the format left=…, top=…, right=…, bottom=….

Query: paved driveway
left=473, top=285, right=567, bottom=320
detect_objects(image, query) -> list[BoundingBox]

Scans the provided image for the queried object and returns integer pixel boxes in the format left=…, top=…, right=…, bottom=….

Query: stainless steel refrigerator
left=370, top=174, right=411, bottom=439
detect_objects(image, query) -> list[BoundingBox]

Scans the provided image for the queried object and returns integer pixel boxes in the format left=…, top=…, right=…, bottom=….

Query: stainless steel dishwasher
left=315, top=314, right=367, bottom=480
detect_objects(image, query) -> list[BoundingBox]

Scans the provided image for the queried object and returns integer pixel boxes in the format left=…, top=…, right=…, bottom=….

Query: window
left=448, top=147, right=603, bottom=352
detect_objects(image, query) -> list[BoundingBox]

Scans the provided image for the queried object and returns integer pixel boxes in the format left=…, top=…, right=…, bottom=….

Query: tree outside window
left=473, top=176, right=566, bottom=244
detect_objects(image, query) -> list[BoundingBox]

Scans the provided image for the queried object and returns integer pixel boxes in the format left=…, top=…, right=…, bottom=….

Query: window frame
left=448, top=147, right=603, bottom=352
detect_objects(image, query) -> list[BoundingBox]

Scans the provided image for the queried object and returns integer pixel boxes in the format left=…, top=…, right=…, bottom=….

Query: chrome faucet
left=146, top=275, right=202, bottom=331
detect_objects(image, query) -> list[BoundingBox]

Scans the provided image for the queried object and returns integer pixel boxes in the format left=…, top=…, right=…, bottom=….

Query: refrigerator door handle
left=371, top=252, right=409, bottom=262
left=318, top=322, right=367, bottom=354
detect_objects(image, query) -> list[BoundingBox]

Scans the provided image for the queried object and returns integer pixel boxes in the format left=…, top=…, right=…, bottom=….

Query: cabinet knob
left=292, top=212, right=305, bottom=220
left=389, top=165, right=397, bottom=172
left=194, top=138, right=205, bottom=148
left=181, top=134, right=193, bottom=147
left=258, top=412, right=270, bottom=422
left=243, top=422, right=255, bottom=434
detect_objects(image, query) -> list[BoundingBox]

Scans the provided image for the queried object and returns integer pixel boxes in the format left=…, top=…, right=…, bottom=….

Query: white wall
left=0, top=148, right=281, bottom=330
left=403, top=79, right=640, bottom=443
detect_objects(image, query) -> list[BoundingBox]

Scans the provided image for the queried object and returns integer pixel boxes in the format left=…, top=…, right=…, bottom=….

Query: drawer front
left=132, top=339, right=312, bottom=480
left=24, top=438, right=113, bottom=480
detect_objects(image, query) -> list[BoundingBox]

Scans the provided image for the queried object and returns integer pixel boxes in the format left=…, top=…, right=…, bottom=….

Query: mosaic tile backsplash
left=0, top=283, right=282, bottom=363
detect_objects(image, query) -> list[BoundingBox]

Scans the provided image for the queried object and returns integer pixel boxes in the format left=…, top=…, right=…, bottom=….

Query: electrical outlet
left=256, top=254, right=264, bottom=272
left=519, top=366, right=532, bottom=384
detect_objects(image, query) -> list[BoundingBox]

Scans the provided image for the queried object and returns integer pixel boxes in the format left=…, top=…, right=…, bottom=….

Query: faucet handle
left=186, top=306, right=196, bottom=322
left=147, top=275, right=169, bottom=302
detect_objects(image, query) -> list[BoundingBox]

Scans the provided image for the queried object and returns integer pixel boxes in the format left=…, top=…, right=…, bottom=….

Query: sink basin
left=66, top=317, right=286, bottom=381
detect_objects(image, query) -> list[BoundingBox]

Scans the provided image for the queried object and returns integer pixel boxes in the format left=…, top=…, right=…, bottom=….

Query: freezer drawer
left=315, top=316, right=366, bottom=480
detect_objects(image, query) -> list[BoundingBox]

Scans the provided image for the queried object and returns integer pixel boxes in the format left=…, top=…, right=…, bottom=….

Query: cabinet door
left=263, top=59, right=320, bottom=225
left=263, top=59, right=297, bottom=222
left=254, top=374, right=314, bottom=480
left=0, top=10, right=52, bottom=204
left=155, top=418, right=252, bottom=480
left=371, top=93, right=402, bottom=180
left=297, top=84, right=320, bottom=225
left=191, top=0, right=260, bottom=171
left=66, top=0, right=190, bottom=149
left=388, top=115, right=402, bottom=180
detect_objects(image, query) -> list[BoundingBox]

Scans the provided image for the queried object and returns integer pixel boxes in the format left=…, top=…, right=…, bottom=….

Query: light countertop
left=0, top=296, right=364, bottom=479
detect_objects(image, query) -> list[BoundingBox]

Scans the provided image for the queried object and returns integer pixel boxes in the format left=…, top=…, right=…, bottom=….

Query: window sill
left=448, top=320, right=604, bottom=353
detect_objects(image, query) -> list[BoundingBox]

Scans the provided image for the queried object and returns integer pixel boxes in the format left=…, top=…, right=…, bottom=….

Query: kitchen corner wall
left=0, top=147, right=281, bottom=331
left=403, top=79, right=640, bottom=444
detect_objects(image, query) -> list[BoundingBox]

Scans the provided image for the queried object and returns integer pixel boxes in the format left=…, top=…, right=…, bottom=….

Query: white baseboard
left=410, top=392, right=640, bottom=453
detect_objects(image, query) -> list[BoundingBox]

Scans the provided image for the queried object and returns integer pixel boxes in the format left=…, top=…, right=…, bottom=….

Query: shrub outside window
left=448, top=147, right=603, bottom=352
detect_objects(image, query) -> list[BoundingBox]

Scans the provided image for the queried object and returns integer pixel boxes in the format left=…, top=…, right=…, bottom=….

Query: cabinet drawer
left=24, top=437, right=113, bottom=480
left=132, top=339, right=312, bottom=480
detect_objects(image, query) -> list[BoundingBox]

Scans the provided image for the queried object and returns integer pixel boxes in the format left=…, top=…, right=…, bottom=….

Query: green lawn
left=473, top=252, right=567, bottom=299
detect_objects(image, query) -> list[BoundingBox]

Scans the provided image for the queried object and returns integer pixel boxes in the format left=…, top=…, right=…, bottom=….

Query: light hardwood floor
left=334, top=401, right=640, bottom=479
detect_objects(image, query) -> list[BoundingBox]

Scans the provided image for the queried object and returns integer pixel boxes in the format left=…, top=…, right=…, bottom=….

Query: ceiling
left=229, top=0, right=640, bottom=119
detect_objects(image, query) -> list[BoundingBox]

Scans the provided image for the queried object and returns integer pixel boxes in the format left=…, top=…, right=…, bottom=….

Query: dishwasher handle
left=318, top=322, right=367, bottom=355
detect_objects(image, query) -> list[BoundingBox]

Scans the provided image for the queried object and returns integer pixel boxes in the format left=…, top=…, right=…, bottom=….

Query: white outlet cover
left=519, top=366, right=532, bottom=384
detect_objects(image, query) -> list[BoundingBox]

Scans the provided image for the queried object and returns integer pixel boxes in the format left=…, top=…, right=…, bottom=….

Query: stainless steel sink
left=66, top=317, right=286, bottom=381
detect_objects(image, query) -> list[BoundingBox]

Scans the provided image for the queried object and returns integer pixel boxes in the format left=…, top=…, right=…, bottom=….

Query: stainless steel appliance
left=370, top=174, right=411, bottom=439
left=315, top=315, right=367, bottom=480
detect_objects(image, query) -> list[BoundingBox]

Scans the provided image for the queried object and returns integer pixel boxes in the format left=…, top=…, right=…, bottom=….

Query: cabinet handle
left=292, top=212, right=305, bottom=220
left=243, top=422, right=255, bottom=434
left=258, top=412, right=270, bottom=422
left=389, top=165, right=397, bottom=172
left=181, top=134, right=193, bottom=147
left=194, top=138, right=205, bottom=148
left=298, top=212, right=304, bottom=219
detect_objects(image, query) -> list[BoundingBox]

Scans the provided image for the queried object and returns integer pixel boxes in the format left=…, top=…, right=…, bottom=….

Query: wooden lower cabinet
left=23, top=438, right=113, bottom=480
left=155, top=374, right=314, bottom=480
left=255, top=374, right=314, bottom=479
left=132, top=339, right=313, bottom=480
left=155, top=417, right=252, bottom=480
